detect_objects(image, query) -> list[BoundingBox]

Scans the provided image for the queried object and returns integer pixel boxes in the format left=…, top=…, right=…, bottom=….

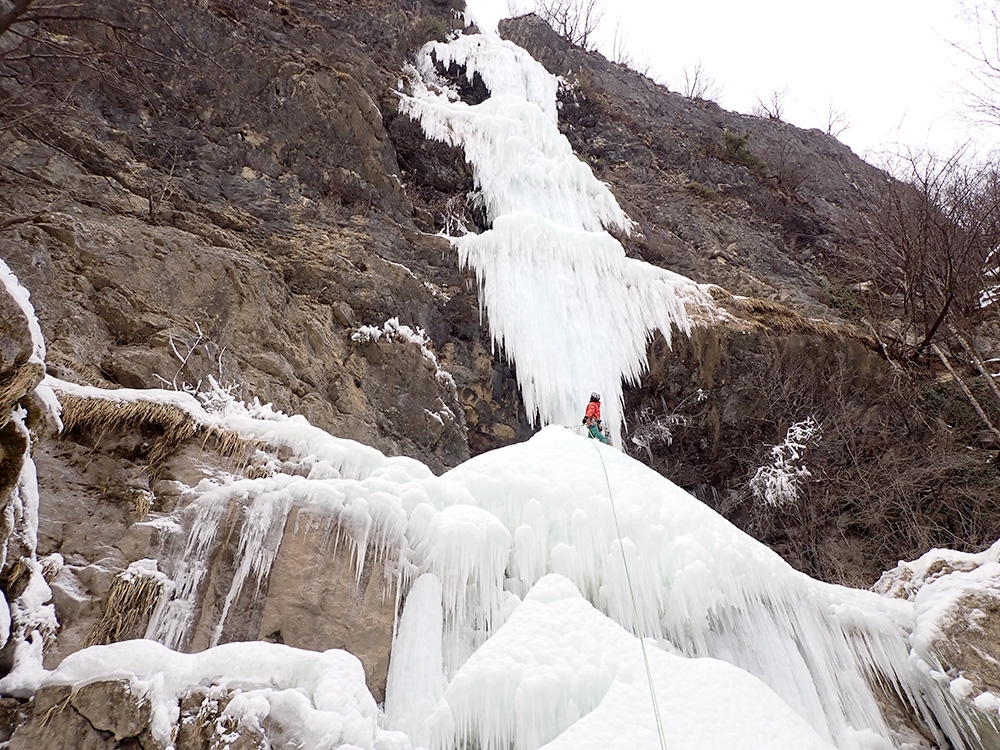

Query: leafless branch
left=752, top=86, right=789, bottom=121
left=533, top=0, right=604, bottom=50
left=681, top=60, right=721, bottom=101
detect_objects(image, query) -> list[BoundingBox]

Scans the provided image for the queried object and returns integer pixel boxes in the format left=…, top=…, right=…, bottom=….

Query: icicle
left=146, top=490, right=229, bottom=650
left=384, top=573, right=447, bottom=747
left=211, top=485, right=294, bottom=646
left=0, top=410, right=56, bottom=696
left=406, top=503, right=512, bottom=671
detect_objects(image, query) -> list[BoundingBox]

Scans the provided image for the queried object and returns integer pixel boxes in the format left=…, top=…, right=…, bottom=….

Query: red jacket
left=585, top=401, right=601, bottom=421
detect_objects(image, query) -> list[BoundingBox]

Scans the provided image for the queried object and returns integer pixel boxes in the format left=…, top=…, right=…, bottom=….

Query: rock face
left=874, top=544, right=1000, bottom=747
left=0, top=0, right=529, bottom=706
left=0, top=0, right=531, bottom=475
left=9, top=679, right=265, bottom=749
left=34, top=396, right=399, bottom=701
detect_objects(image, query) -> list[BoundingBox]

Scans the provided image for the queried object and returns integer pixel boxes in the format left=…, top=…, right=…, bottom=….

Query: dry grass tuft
left=0, top=361, right=44, bottom=425
left=87, top=572, right=164, bottom=646
left=132, top=489, right=154, bottom=519
left=57, top=391, right=266, bottom=469
left=59, top=394, right=198, bottom=464
left=708, top=286, right=875, bottom=346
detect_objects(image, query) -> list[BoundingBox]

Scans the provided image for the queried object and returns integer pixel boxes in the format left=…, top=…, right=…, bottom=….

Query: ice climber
left=583, top=392, right=610, bottom=444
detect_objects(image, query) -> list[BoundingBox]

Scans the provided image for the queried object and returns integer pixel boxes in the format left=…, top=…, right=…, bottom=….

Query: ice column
left=384, top=573, right=448, bottom=747
left=402, top=34, right=715, bottom=442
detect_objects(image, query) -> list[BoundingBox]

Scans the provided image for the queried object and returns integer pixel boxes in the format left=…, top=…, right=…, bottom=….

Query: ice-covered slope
left=7, top=376, right=990, bottom=749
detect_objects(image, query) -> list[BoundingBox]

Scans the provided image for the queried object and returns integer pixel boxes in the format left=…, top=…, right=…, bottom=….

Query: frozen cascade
left=439, top=428, right=951, bottom=749
left=145, top=472, right=420, bottom=652
left=429, top=574, right=836, bottom=750
left=210, top=483, right=295, bottom=646
left=48, top=380, right=510, bottom=665
left=401, top=34, right=719, bottom=441
left=384, top=573, right=448, bottom=747
left=145, top=490, right=230, bottom=650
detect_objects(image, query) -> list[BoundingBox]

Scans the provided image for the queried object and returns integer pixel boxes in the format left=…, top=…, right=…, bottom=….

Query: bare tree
left=681, top=60, right=721, bottom=101
left=506, top=0, right=529, bottom=16
left=954, top=1, right=1000, bottom=123
left=533, top=0, right=604, bottom=50
left=859, top=147, right=1000, bottom=360
left=824, top=102, right=850, bottom=138
left=752, top=86, right=789, bottom=121
left=606, top=16, right=654, bottom=77
left=0, top=0, right=36, bottom=39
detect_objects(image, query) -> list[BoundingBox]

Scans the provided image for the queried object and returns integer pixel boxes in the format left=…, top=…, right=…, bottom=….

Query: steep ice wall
left=383, top=573, right=447, bottom=747
left=438, top=427, right=941, bottom=749
left=400, top=33, right=718, bottom=442
left=427, top=574, right=836, bottom=750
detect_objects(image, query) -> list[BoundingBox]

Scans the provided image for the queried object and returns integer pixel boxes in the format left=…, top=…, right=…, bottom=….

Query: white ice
left=17, top=18, right=996, bottom=743
left=384, top=573, right=447, bottom=748
left=400, top=33, right=720, bottom=441
left=429, top=573, right=835, bottom=750
left=873, top=540, right=1000, bottom=737
left=0, top=410, right=56, bottom=697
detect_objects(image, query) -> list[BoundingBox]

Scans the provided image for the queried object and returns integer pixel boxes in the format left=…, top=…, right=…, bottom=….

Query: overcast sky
left=464, top=0, right=998, bottom=164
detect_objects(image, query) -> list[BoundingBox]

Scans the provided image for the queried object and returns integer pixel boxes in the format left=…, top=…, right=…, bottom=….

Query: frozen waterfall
left=400, top=33, right=718, bottom=442
left=8, top=23, right=999, bottom=750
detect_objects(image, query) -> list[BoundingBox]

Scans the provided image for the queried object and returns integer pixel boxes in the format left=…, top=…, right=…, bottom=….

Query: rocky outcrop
left=33, top=388, right=400, bottom=701
left=875, top=544, right=1000, bottom=746
left=0, top=0, right=532, bottom=475
left=9, top=679, right=249, bottom=749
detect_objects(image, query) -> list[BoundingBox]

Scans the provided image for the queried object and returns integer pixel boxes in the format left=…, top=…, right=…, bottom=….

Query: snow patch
left=0, top=257, right=45, bottom=364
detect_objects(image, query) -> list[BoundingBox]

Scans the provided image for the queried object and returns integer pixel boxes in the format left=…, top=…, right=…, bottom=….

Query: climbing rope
left=591, top=439, right=668, bottom=750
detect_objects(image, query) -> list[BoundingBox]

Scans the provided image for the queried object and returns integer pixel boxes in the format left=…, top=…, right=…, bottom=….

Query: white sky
left=465, top=0, right=999, bottom=163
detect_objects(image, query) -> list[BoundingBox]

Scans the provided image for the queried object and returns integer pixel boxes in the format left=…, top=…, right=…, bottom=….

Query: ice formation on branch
left=400, top=34, right=719, bottom=441
left=750, top=415, right=820, bottom=506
